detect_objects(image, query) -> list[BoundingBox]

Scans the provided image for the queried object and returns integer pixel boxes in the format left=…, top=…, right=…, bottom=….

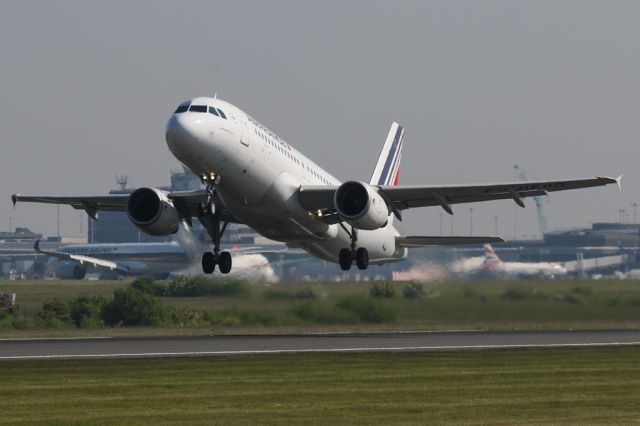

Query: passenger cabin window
left=174, top=104, right=189, bottom=113
left=208, top=106, right=219, bottom=116
left=189, top=105, right=207, bottom=113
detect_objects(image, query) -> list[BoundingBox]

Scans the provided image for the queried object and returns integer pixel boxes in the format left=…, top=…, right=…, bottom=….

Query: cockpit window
left=174, top=104, right=189, bottom=113
left=208, top=106, right=219, bottom=116
left=217, top=109, right=227, bottom=119
left=189, top=105, right=207, bottom=113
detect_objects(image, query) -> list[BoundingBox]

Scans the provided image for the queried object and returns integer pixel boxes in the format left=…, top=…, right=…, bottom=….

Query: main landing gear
left=338, top=226, right=369, bottom=271
left=200, top=178, right=232, bottom=274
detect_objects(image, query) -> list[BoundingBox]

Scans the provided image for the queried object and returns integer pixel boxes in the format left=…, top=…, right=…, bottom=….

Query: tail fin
left=483, top=243, right=502, bottom=271
left=484, top=244, right=498, bottom=259
left=484, top=244, right=500, bottom=261
left=370, top=122, right=404, bottom=186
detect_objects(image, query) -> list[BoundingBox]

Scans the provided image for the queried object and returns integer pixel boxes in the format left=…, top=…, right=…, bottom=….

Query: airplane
left=32, top=223, right=282, bottom=280
left=11, top=97, right=622, bottom=274
left=452, top=244, right=631, bottom=279
left=478, top=243, right=567, bottom=278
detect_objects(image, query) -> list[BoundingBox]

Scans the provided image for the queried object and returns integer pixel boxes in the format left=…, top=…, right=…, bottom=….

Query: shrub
left=131, top=276, right=166, bottom=297
left=239, top=310, right=280, bottom=326
left=462, top=287, right=478, bottom=299
left=570, top=286, right=593, bottom=297
left=293, top=302, right=356, bottom=324
left=102, top=287, right=170, bottom=326
left=203, top=310, right=242, bottom=326
left=39, top=298, right=72, bottom=328
left=265, top=284, right=327, bottom=301
left=295, top=284, right=328, bottom=300
left=553, top=292, right=583, bottom=305
left=403, top=283, right=426, bottom=299
left=6, top=313, right=37, bottom=330
left=336, top=296, right=398, bottom=323
left=263, top=288, right=291, bottom=300
left=501, top=288, right=529, bottom=301
left=165, top=276, right=251, bottom=298
left=171, top=308, right=206, bottom=327
left=70, top=296, right=108, bottom=328
left=370, top=281, right=395, bottom=298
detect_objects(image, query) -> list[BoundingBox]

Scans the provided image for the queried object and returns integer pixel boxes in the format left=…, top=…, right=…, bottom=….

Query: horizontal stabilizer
left=396, top=235, right=505, bottom=248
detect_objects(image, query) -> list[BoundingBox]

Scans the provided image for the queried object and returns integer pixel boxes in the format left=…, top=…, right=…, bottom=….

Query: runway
left=1, top=330, right=639, bottom=360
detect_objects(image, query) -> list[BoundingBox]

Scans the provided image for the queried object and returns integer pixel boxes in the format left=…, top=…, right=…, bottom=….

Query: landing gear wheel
left=218, top=251, right=232, bottom=274
left=339, top=248, right=353, bottom=271
left=202, top=252, right=215, bottom=274
left=355, top=247, right=369, bottom=270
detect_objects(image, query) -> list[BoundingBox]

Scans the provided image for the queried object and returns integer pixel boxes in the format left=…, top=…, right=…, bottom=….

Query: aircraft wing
left=11, top=194, right=129, bottom=215
left=298, top=176, right=621, bottom=215
left=12, top=190, right=243, bottom=223
left=396, top=236, right=505, bottom=248
left=34, top=240, right=129, bottom=273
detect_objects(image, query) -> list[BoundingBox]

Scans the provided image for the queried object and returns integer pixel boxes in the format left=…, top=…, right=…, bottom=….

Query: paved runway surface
left=1, top=330, right=639, bottom=360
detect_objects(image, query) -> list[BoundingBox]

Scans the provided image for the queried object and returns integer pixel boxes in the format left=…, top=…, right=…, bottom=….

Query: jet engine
left=127, top=187, right=180, bottom=236
left=56, top=262, right=87, bottom=280
left=334, top=181, right=389, bottom=230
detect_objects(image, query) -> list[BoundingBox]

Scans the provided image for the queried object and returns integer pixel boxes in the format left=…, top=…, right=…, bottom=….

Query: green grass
left=2, top=278, right=640, bottom=337
left=2, top=347, right=640, bottom=424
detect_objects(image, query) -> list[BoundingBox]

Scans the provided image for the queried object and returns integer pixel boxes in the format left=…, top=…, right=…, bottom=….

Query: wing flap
left=396, top=236, right=506, bottom=247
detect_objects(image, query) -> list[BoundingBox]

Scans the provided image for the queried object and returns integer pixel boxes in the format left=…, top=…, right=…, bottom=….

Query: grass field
left=2, top=278, right=640, bottom=337
left=2, top=347, right=640, bottom=424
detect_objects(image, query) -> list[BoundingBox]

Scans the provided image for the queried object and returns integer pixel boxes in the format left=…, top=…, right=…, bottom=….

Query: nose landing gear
left=200, top=178, right=233, bottom=274
left=338, top=226, right=369, bottom=271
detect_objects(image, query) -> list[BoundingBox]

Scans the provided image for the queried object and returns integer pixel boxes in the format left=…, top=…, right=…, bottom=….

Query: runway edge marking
left=2, top=341, right=640, bottom=360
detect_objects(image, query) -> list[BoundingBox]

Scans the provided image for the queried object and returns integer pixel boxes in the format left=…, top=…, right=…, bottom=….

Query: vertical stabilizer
left=370, top=122, right=404, bottom=186
left=483, top=244, right=502, bottom=272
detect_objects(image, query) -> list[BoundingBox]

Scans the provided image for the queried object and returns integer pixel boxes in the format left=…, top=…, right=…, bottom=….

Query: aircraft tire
left=219, top=251, right=232, bottom=274
left=202, top=252, right=216, bottom=274
left=339, top=248, right=353, bottom=271
left=355, top=247, right=369, bottom=270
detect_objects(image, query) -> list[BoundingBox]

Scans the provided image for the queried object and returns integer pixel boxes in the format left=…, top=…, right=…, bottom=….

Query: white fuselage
left=59, top=242, right=188, bottom=275
left=165, top=97, right=407, bottom=265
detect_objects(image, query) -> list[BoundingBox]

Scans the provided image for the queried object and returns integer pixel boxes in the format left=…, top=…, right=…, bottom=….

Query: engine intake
left=334, top=181, right=389, bottom=230
left=127, top=187, right=180, bottom=236
left=56, top=262, right=87, bottom=280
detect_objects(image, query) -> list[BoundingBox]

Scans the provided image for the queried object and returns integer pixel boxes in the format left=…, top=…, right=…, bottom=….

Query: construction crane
left=514, top=165, right=550, bottom=237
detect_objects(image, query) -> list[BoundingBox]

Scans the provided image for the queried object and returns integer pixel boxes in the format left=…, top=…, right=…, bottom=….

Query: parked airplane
left=35, top=223, right=281, bottom=280
left=12, top=97, right=621, bottom=274
left=478, top=244, right=567, bottom=278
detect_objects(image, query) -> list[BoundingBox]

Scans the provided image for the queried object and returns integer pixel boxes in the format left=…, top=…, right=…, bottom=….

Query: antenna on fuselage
left=213, top=93, right=217, bottom=99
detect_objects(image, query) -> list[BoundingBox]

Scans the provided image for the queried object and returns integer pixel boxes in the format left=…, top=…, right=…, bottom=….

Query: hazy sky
left=1, top=1, right=637, bottom=240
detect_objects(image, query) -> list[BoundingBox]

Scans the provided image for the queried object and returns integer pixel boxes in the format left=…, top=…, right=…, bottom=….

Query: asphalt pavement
left=1, top=329, right=639, bottom=360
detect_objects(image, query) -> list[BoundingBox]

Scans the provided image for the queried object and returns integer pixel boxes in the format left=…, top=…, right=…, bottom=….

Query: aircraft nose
left=165, top=113, right=202, bottom=154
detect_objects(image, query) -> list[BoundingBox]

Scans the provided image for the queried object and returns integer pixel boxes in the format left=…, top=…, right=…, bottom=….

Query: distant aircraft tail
left=370, top=122, right=404, bottom=187
left=484, top=244, right=498, bottom=258
left=483, top=244, right=502, bottom=271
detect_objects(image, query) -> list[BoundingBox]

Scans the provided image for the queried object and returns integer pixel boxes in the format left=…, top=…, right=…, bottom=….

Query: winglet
left=597, top=175, right=622, bottom=191
left=11, top=194, right=18, bottom=207
left=34, top=239, right=41, bottom=253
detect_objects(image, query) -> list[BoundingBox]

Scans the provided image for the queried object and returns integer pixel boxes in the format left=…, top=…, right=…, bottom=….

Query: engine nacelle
left=127, top=187, right=180, bottom=236
left=334, top=181, right=389, bottom=230
left=56, top=262, right=87, bottom=280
